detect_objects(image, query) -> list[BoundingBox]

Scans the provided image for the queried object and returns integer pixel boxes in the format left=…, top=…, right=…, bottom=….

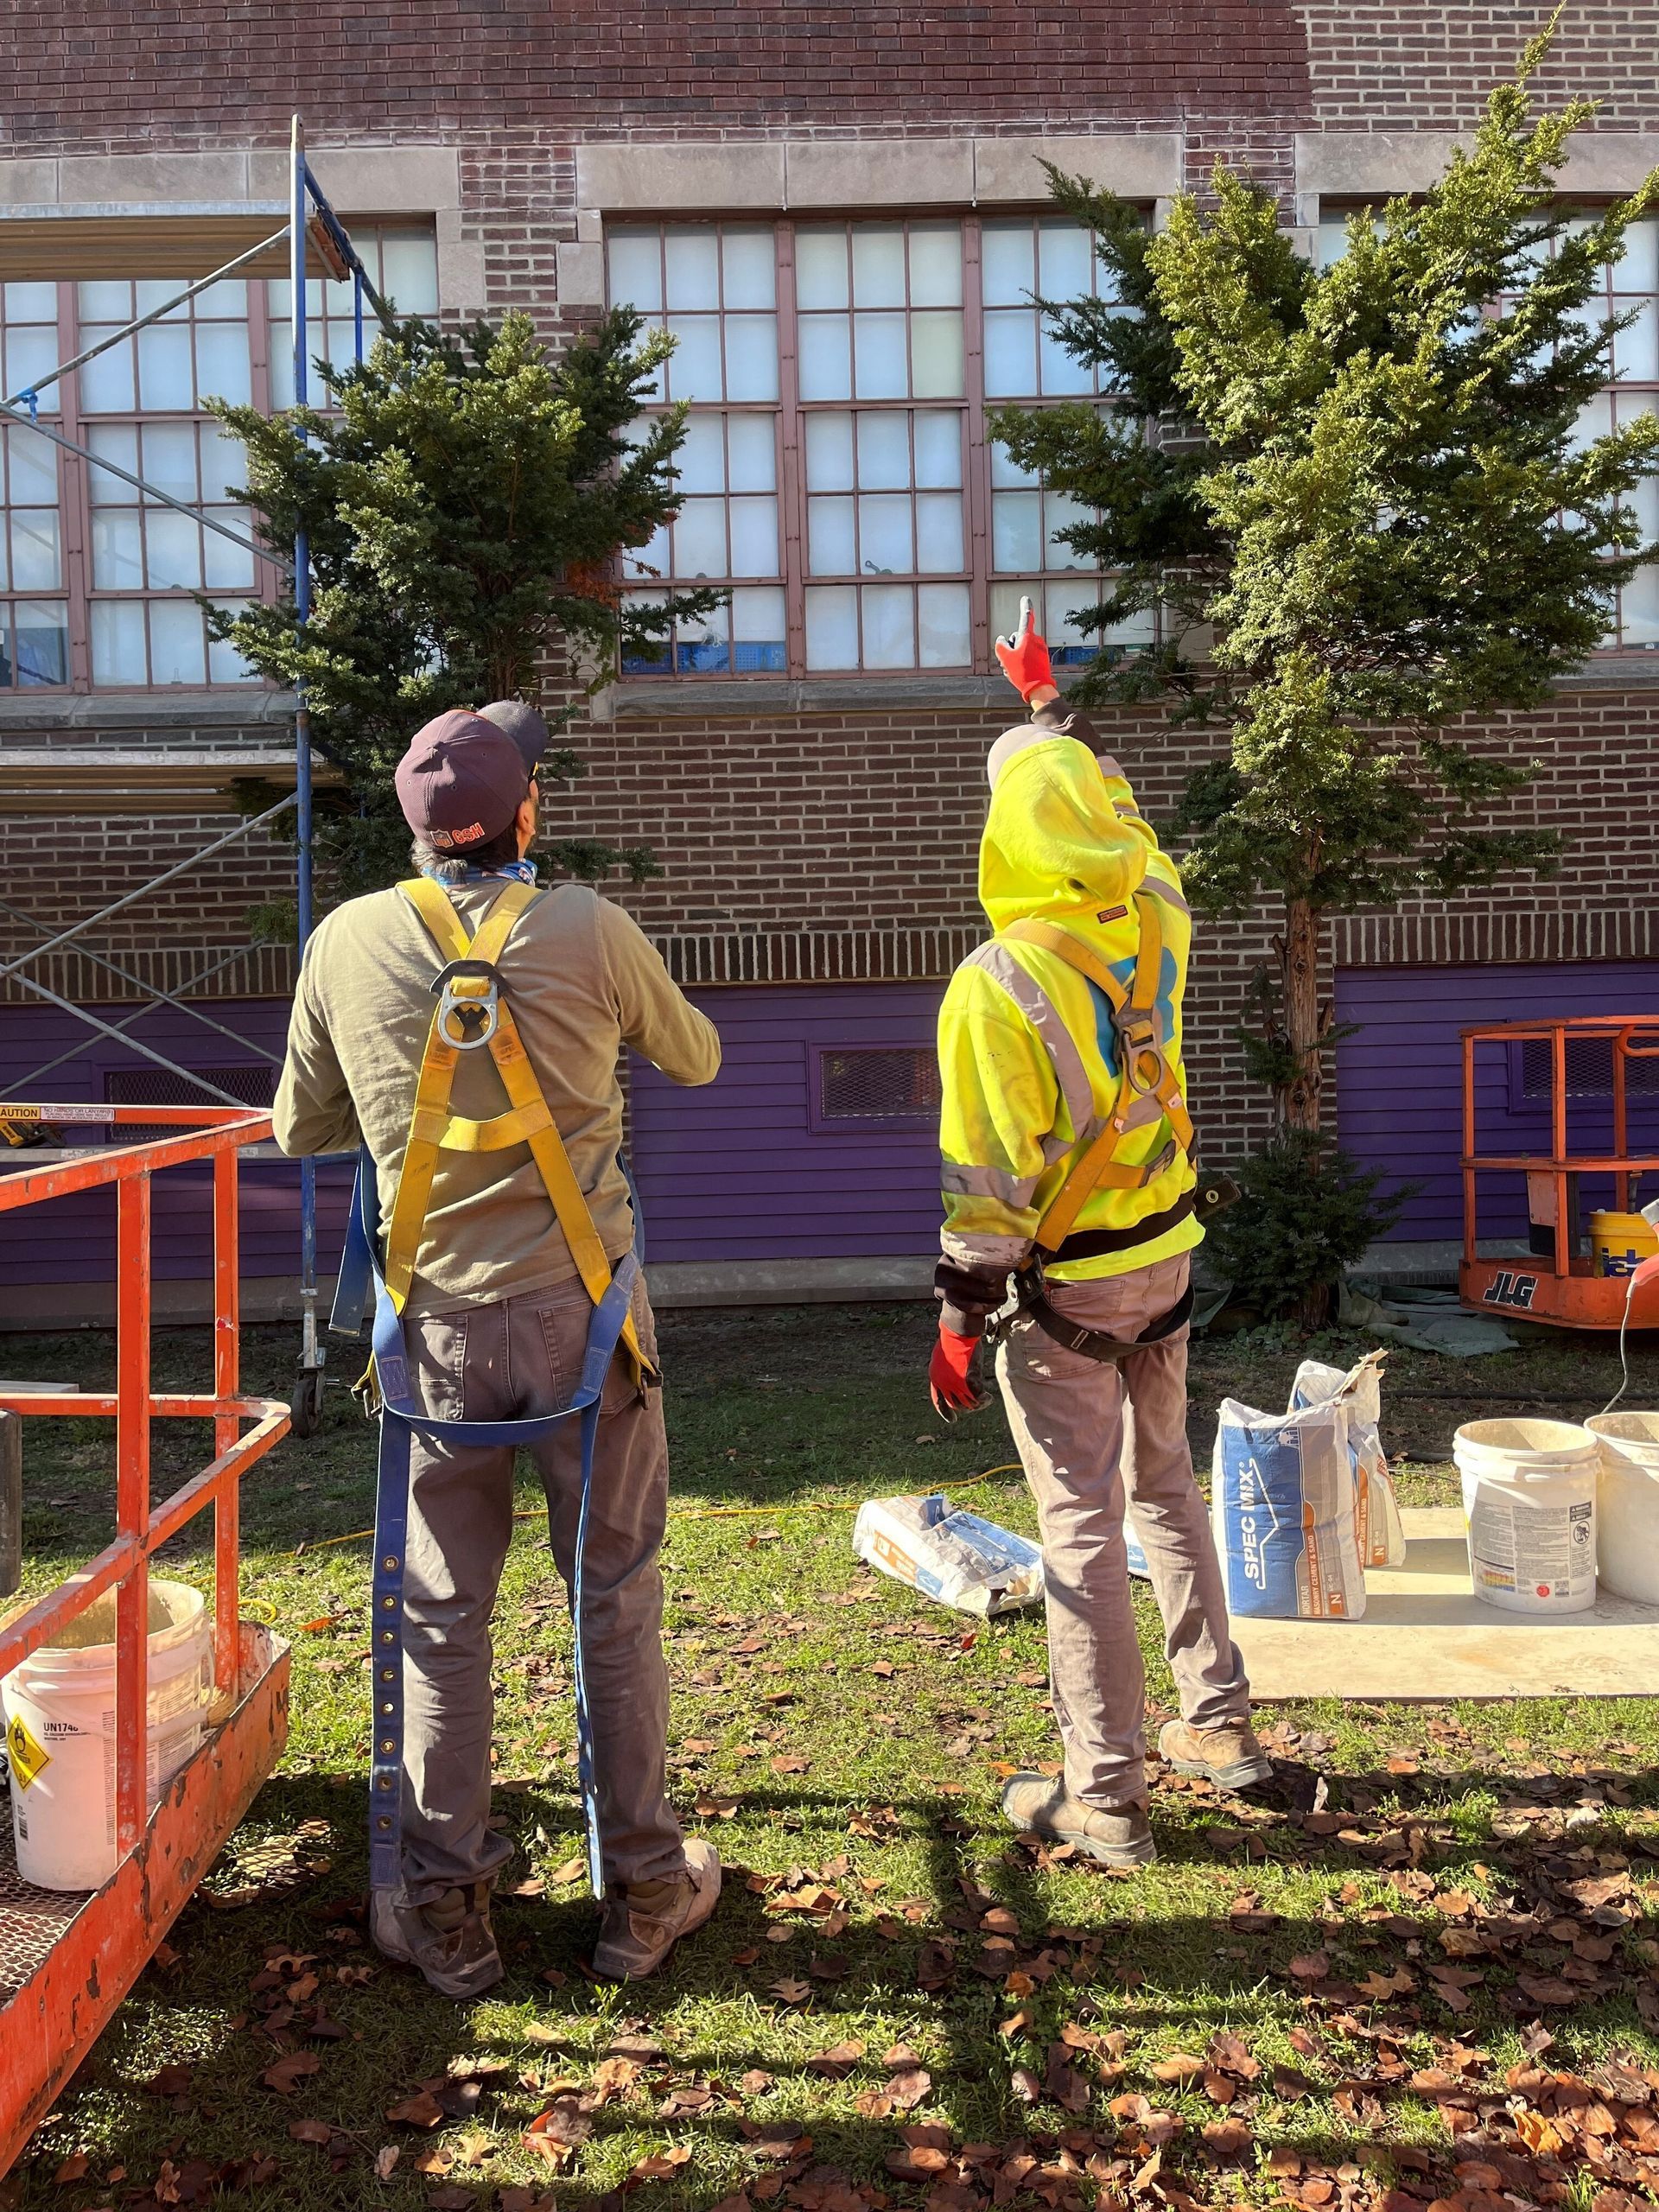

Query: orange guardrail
left=0, top=1103, right=293, bottom=2171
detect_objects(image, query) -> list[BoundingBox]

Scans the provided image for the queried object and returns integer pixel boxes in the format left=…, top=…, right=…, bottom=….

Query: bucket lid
left=1454, top=1417, right=1599, bottom=1462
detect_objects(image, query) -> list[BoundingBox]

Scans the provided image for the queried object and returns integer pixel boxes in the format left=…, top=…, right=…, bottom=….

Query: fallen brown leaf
left=385, top=2089, right=444, bottom=2128
left=260, top=2052, right=321, bottom=2095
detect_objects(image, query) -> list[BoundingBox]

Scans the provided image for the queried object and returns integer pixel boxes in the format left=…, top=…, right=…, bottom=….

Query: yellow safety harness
left=383, top=875, right=651, bottom=1381
left=1000, top=888, right=1194, bottom=1255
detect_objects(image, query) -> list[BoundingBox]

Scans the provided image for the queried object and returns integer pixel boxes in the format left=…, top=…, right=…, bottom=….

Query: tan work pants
left=995, top=1251, right=1250, bottom=1809
left=395, top=1271, right=685, bottom=1901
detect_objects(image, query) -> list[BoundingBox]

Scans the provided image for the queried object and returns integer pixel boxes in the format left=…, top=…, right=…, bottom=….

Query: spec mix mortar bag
left=852, top=1492, right=1044, bottom=1618
left=1211, top=1397, right=1366, bottom=1620
left=1291, top=1351, right=1406, bottom=1571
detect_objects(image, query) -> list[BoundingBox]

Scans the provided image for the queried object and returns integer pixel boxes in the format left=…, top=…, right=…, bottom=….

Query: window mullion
left=56, top=279, right=93, bottom=692
left=777, top=222, right=806, bottom=681
left=963, top=214, right=989, bottom=675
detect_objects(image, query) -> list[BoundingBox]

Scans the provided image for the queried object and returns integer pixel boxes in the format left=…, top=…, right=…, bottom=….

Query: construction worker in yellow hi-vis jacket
left=928, top=602, right=1270, bottom=1869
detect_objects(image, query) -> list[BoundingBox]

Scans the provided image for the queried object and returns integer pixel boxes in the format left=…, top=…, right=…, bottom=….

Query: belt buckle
left=431, top=958, right=501, bottom=1050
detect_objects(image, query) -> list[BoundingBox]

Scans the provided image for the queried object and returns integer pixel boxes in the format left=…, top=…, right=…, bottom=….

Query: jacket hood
left=978, top=734, right=1140, bottom=934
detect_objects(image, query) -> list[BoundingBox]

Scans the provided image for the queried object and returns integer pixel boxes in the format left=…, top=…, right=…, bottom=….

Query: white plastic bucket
left=0, top=1580, right=212, bottom=1891
left=1585, top=1413, right=1659, bottom=1605
left=1453, top=1418, right=1599, bottom=1616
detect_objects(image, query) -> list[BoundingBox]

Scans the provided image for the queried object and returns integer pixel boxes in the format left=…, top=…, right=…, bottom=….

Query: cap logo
left=429, top=822, right=486, bottom=850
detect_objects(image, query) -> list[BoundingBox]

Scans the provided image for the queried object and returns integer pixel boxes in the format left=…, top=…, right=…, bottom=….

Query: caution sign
left=5, top=1713, right=50, bottom=1790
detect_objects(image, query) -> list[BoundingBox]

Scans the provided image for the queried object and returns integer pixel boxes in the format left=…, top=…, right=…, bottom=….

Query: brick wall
left=1, top=3, right=1310, bottom=153
left=1298, top=3, right=1659, bottom=130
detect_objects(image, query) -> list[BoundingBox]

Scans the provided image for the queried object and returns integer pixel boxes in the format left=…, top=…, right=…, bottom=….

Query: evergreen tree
left=991, top=33, right=1659, bottom=1140
left=212, top=308, right=717, bottom=912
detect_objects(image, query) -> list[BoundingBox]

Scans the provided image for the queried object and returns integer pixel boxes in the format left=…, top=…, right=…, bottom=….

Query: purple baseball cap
left=394, top=709, right=529, bottom=851
left=476, top=698, right=550, bottom=775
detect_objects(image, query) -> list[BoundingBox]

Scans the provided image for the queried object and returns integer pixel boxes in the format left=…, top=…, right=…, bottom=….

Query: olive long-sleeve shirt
left=274, top=877, right=720, bottom=1314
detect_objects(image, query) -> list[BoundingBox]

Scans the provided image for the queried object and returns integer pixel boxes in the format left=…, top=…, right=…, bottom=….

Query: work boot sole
left=371, top=1891, right=505, bottom=2000
left=1161, top=1746, right=1274, bottom=1792
left=999, top=1777, right=1157, bottom=1869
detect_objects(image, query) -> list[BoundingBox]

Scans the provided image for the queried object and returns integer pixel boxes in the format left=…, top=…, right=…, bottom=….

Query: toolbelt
left=330, top=874, right=649, bottom=1901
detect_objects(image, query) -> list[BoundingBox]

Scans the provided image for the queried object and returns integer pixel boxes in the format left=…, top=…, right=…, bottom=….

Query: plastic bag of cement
left=1292, top=1350, right=1406, bottom=1570
left=1211, top=1397, right=1366, bottom=1620
left=853, top=1492, right=1045, bottom=1618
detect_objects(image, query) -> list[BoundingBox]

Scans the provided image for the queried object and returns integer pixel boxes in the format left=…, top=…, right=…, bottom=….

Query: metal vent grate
left=1518, top=1037, right=1659, bottom=1101
left=105, top=1064, right=274, bottom=1142
left=817, top=1047, right=940, bottom=1122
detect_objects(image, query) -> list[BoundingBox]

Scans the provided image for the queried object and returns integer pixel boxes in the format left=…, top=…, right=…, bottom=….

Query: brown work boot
left=372, top=1881, right=503, bottom=1999
left=592, top=1839, right=721, bottom=1980
left=1000, top=1773, right=1156, bottom=1867
left=1158, top=1718, right=1274, bottom=1792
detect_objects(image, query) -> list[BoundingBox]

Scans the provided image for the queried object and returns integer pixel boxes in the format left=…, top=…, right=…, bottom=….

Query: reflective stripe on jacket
left=937, top=728, right=1203, bottom=1302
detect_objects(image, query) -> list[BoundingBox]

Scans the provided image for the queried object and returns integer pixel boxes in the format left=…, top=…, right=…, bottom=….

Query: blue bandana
left=420, top=857, right=538, bottom=887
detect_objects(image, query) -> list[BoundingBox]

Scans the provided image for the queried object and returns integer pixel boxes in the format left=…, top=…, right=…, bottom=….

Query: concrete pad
left=1233, top=1507, right=1659, bottom=1700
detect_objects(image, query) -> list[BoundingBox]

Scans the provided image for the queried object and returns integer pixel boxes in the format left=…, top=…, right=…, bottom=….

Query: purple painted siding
left=1334, top=963, right=1659, bottom=1242
left=629, top=984, right=946, bottom=1262
left=0, top=1001, right=353, bottom=1287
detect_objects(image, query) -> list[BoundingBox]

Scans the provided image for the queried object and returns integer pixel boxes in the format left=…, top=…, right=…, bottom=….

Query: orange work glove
left=994, top=594, right=1055, bottom=703
left=929, top=1322, right=986, bottom=1422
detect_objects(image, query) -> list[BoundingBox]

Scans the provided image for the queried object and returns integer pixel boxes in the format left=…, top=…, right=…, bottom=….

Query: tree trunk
left=1281, top=895, right=1323, bottom=1136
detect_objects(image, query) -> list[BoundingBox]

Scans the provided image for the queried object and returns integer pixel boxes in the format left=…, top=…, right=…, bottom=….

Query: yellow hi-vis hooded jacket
left=935, top=717, right=1202, bottom=1331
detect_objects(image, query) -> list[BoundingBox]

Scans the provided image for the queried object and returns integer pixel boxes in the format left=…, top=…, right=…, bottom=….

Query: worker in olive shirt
left=274, top=708, right=722, bottom=1996
left=929, top=608, right=1268, bottom=1869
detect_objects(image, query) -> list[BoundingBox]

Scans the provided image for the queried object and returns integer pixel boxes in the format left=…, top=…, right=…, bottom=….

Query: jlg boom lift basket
left=0, top=1103, right=291, bottom=2172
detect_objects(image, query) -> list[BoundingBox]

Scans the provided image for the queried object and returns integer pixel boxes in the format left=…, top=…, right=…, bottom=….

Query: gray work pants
left=396, top=1271, right=684, bottom=1901
left=995, top=1251, right=1250, bottom=1809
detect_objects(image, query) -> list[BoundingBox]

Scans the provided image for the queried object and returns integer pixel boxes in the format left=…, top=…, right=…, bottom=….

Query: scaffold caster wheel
left=290, top=1367, right=327, bottom=1440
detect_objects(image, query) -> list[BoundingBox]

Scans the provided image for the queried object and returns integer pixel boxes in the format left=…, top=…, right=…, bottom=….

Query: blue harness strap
left=339, top=1145, right=638, bottom=1900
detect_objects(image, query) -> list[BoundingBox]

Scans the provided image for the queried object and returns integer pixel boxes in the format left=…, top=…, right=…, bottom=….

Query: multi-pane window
left=1318, top=210, right=1659, bottom=649
left=610, top=215, right=1141, bottom=679
left=266, top=230, right=441, bottom=408
left=0, top=230, right=437, bottom=690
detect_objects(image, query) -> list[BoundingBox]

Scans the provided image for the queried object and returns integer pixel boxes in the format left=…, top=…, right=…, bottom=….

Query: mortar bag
left=852, top=1492, right=1045, bottom=1618
left=1124, top=1508, right=1151, bottom=1580
left=1211, top=1396, right=1366, bottom=1620
left=1291, top=1349, right=1405, bottom=1570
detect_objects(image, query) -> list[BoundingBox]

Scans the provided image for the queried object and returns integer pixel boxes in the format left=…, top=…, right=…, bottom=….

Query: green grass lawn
left=1, top=1304, right=1657, bottom=2212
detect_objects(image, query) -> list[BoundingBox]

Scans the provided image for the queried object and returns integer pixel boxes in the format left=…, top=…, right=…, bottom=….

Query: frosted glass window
left=798, top=316, right=852, bottom=401
left=141, top=423, right=199, bottom=503
left=910, top=312, right=964, bottom=398
left=1614, top=297, right=1659, bottom=381
left=908, top=225, right=963, bottom=308
left=92, top=599, right=147, bottom=683
left=1038, top=223, right=1092, bottom=302
left=207, top=616, right=257, bottom=683
left=861, top=583, right=914, bottom=667
left=3, top=325, right=60, bottom=408
left=1620, top=221, right=1659, bottom=296
left=805, top=412, right=855, bottom=492
left=852, top=227, right=906, bottom=308
left=914, top=411, right=961, bottom=487
left=624, top=520, right=669, bottom=580
left=990, top=439, right=1038, bottom=490
left=203, top=516, right=255, bottom=591
left=665, top=229, right=721, bottom=309
left=87, top=424, right=140, bottom=500
left=145, top=509, right=203, bottom=591
left=149, top=599, right=206, bottom=684
left=1621, top=563, right=1659, bottom=643
left=676, top=413, right=726, bottom=495
left=916, top=493, right=963, bottom=572
left=9, top=508, right=60, bottom=590
left=918, top=582, right=970, bottom=666
left=859, top=494, right=912, bottom=572
left=79, top=334, right=135, bottom=414
left=1570, top=395, right=1615, bottom=450
left=732, top=585, right=786, bottom=671
left=5, top=429, right=57, bottom=505
left=804, top=583, right=858, bottom=668
left=200, top=425, right=245, bottom=505
left=677, top=601, right=728, bottom=672
left=855, top=411, right=911, bottom=491
left=853, top=313, right=908, bottom=399
left=5, top=283, right=58, bottom=321
left=728, top=496, right=779, bottom=575
left=723, top=317, right=779, bottom=402
left=194, top=321, right=251, bottom=407
left=1039, top=321, right=1092, bottom=396
left=726, top=414, right=776, bottom=492
left=137, top=323, right=194, bottom=410
left=664, top=316, right=722, bottom=402
left=1045, top=491, right=1090, bottom=569
left=795, top=229, right=849, bottom=311
left=983, top=310, right=1036, bottom=398
left=982, top=224, right=1036, bottom=307
left=721, top=229, right=776, bottom=310
left=993, top=491, right=1043, bottom=570
left=808, top=495, right=856, bottom=574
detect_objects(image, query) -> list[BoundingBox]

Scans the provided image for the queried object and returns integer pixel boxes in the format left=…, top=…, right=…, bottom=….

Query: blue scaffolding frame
left=0, top=115, right=399, bottom=1433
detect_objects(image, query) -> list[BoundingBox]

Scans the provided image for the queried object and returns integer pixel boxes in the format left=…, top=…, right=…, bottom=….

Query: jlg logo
left=1481, top=1271, right=1537, bottom=1311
